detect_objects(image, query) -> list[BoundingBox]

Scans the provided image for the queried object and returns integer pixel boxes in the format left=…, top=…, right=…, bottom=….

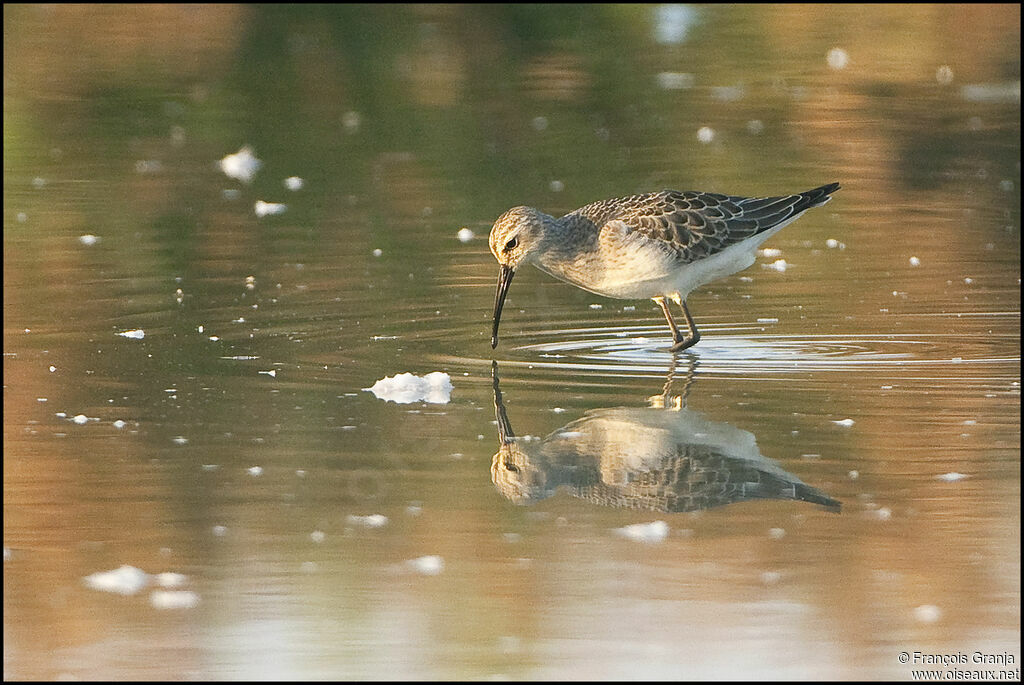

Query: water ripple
left=439, top=328, right=1019, bottom=378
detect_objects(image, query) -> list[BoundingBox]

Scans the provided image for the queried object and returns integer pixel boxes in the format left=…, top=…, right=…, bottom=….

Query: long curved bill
left=491, top=264, right=515, bottom=348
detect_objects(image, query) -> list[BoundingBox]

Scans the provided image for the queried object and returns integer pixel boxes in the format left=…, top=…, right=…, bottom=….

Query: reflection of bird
left=489, top=183, right=840, bottom=351
left=490, top=363, right=839, bottom=514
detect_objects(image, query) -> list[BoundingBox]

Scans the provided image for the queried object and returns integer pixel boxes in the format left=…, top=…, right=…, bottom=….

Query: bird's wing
left=569, top=183, right=839, bottom=263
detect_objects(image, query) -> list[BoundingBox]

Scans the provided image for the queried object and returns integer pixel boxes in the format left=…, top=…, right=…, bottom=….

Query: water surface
left=4, top=4, right=1020, bottom=680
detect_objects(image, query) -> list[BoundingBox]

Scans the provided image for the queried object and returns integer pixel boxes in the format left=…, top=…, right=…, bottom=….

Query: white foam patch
left=936, top=472, right=969, bottom=482
left=118, top=329, right=145, bottom=340
left=82, top=565, right=150, bottom=595
left=365, top=372, right=453, bottom=404
left=654, top=3, right=697, bottom=44
left=150, top=590, right=200, bottom=610
left=960, top=81, right=1020, bottom=104
left=867, top=507, right=892, bottom=521
left=219, top=145, right=261, bottom=183
left=346, top=514, right=389, bottom=528
left=254, top=200, right=287, bottom=217
left=914, top=604, right=942, bottom=623
left=613, top=520, right=669, bottom=543
left=827, top=47, right=849, bottom=70
left=457, top=227, right=475, bottom=243
left=343, top=111, right=361, bottom=132
left=655, top=72, right=694, bottom=90
left=155, top=572, right=188, bottom=588
left=406, top=555, right=444, bottom=575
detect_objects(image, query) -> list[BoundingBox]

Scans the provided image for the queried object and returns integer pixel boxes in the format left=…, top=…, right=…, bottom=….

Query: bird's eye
left=504, top=236, right=518, bottom=252
left=504, top=461, right=519, bottom=473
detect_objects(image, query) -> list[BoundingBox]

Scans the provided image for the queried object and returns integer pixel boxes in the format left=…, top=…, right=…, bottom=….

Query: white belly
left=661, top=224, right=786, bottom=299
left=569, top=224, right=787, bottom=300
left=532, top=211, right=805, bottom=301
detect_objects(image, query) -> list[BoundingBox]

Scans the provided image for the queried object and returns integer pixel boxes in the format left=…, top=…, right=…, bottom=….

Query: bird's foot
left=669, top=335, right=700, bottom=353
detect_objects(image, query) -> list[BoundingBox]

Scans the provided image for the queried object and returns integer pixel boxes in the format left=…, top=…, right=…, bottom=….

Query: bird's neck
left=532, top=213, right=601, bottom=284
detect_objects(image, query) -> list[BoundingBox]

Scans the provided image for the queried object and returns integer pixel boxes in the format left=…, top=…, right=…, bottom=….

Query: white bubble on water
left=656, top=72, right=694, bottom=90
left=914, top=604, right=942, bottom=623
left=219, top=146, right=261, bottom=183
left=346, top=514, right=389, bottom=528
left=653, top=4, right=697, bottom=45
left=254, top=200, right=287, bottom=218
left=613, top=520, right=669, bottom=543
left=82, top=565, right=150, bottom=595
left=827, top=48, right=849, bottom=70
left=343, top=111, right=361, bottom=132
left=406, top=555, right=444, bottom=575
left=150, top=590, right=200, bottom=610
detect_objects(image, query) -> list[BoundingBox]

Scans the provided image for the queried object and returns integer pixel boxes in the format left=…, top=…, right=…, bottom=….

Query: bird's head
left=488, top=206, right=553, bottom=348
left=489, top=206, right=551, bottom=271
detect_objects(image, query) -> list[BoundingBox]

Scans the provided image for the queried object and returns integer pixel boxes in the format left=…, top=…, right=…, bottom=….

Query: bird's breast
left=534, top=226, right=680, bottom=299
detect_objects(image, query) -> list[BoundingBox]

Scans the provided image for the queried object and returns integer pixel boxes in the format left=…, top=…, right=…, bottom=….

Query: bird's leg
left=657, top=296, right=700, bottom=352
left=674, top=299, right=700, bottom=351
left=654, top=296, right=684, bottom=347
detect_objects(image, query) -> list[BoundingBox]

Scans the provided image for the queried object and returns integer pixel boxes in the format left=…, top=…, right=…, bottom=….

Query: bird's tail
left=736, top=182, right=841, bottom=237
left=798, top=182, right=842, bottom=210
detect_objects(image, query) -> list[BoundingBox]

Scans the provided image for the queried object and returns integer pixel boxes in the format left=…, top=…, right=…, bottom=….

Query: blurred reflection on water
left=4, top=3, right=1020, bottom=680
left=491, top=361, right=840, bottom=512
